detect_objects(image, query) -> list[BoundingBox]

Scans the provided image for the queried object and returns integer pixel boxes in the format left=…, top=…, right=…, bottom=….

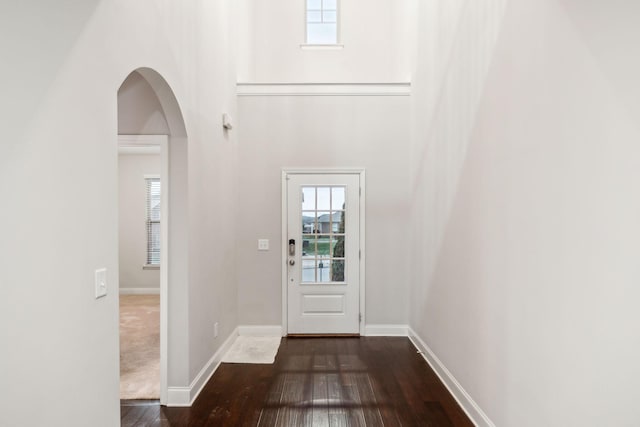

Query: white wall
left=409, top=0, right=640, bottom=425
left=0, top=1, right=238, bottom=425
left=118, top=153, right=160, bottom=291
left=237, top=94, right=411, bottom=327
left=235, top=0, right=414, bottom=329
left=236, top=0, right=413, bottom=83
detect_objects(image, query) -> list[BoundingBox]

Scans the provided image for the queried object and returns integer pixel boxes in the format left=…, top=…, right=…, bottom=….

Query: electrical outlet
left=95, top=268, right=107, bottom=299
left=258, top=239, right=269, bottom=251
left=214, top=322, right=219, bottom=338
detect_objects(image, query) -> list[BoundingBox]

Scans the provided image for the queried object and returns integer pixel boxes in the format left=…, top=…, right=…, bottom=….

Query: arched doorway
left=117, top=68, right=188, bottom=405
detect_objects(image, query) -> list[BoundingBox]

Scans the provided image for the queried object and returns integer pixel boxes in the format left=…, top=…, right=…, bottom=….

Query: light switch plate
left=258, top=239, right=269, bottom=251
left=95, top=268, right=107, bottom=299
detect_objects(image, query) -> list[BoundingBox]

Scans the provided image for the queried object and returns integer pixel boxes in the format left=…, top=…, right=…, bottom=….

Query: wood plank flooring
left=121, top=337, right=473, bottom=426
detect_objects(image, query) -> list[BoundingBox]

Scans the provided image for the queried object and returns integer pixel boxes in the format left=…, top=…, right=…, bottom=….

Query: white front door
left=286, top=173, right=361, bottom=334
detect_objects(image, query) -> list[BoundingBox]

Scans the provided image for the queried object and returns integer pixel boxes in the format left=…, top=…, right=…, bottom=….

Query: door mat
left=222, top=336, right=281, bottom=364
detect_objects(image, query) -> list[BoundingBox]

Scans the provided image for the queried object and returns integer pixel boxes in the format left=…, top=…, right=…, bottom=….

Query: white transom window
left=306, top=0, right=338, bottom=44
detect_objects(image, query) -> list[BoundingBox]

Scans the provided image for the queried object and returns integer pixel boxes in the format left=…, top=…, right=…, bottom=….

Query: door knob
left=289, top=259, right=295, bottom=266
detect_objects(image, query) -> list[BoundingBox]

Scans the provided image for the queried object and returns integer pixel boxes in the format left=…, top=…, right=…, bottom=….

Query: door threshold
left=287, top=333, right=360, bottom=338
left=120, top=399, right=161, bottom=406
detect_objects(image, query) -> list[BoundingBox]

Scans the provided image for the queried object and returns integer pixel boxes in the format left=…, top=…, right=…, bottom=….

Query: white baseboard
left=408, top=328, right=495, bottom=427
left=364, top=324, right=409, bottom=336
left=166, top=327, right=239, bottom=407
left=119, top=287, right=160, bottom=295
left=238, top=325, right=283, bottom=337
left=166, top=386, right=190, bottom=407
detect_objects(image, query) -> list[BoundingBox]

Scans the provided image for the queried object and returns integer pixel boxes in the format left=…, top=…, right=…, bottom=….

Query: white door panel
left=286, top=173, right=360, bottom=334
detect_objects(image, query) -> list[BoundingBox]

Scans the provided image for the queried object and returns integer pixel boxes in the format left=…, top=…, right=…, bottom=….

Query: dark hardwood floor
left=121, top=337, right=473, bottom=426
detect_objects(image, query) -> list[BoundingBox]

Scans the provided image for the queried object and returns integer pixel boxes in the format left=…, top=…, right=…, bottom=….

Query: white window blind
left=306, top=0, right=338, bottom=44
left=145, top=177, right=161, bottom=266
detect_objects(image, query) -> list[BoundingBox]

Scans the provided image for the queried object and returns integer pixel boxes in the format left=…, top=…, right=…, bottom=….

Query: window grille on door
left=301, top=186, right=345, bottom=283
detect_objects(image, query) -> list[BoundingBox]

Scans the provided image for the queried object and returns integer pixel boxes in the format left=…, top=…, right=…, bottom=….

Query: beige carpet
left=119, top=294, right=160, bottom=400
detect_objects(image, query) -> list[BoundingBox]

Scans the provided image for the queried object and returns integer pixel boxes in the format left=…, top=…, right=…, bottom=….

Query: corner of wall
left=408, top=327, right=495, bottom=427
left=167, top=327, right=239, bottom=407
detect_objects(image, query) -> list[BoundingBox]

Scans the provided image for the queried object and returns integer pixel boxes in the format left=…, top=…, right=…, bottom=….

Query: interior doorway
left=117, top=68, right=188, bottom=405
left=282, top=170, right=366, bottom=335
left=118, top=135, right=163, bottom=400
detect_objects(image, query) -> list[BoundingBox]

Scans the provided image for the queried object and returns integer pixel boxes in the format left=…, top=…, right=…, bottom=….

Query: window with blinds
left=306, top=0, right=338, bottom=44
left=145, top=177, right=161, bottom=266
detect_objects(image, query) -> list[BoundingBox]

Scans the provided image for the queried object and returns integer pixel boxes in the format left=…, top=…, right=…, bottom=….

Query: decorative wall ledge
left=236, top=82, right=411, bottom=97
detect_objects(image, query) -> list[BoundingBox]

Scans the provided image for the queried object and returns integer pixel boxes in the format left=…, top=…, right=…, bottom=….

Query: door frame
left=281, top=168, right=366, bottom=336
left=118, top=134, right=169, bottom=404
